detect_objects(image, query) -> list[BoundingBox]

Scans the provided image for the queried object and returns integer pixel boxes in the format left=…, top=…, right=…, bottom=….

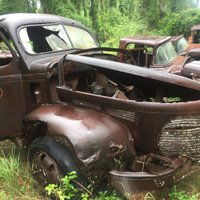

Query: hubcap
left=31, top=150, right=61, bottom=186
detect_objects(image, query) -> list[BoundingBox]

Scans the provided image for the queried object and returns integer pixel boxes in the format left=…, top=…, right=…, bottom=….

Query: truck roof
left=0, top=13, right=88, bottom=33
left=170, top=35, right=184, bottom=42
left=120, top=35, right=171, bottom=47
left=191, top=24, right=200, bottom=31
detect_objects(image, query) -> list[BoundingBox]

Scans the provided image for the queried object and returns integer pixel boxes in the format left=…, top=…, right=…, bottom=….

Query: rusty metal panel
left=167, top=55, right=188, bottom=74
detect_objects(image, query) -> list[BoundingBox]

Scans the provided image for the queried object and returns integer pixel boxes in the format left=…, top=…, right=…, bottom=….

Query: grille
left=106, top=108, right=136, bottom=122
left=159, top=115, right=200, bottom=160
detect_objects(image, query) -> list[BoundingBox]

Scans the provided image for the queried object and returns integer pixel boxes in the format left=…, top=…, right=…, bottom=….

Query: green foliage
left=0, top=141, right=47, bottom=200
left=98, top=7, right=139, bottom=47
left=45, top=171, right=79, bottom=200
left=0, top=0, right=199, bottom=46
left=0, top=0, right=37, bottom=14
left=154, top=9, right=200, bottom=37
left=45, top=171, right=121, bottom=200
left=39, top=0, right=92, bottom=31
left=94, top=191, right=121, bottom=200
left=133, top=0, right=160, bottom=30
left=169, top=186, right=200, bottom=200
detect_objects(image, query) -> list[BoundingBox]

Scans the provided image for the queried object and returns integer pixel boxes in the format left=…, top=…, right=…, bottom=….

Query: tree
left=0, top=0, right=37, bottom=14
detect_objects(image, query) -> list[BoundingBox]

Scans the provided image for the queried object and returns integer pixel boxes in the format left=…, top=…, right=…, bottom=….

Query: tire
left=28, top=135, right=86, bottom=187
left=30, top=149, right=63, bottom=186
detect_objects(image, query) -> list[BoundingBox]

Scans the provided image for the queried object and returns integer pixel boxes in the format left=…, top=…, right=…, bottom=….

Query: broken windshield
left=19, top=24, right=98, bottom=54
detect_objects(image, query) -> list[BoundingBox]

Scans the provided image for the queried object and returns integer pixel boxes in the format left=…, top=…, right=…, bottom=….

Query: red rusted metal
left=25, top=104, right=136, bottom=166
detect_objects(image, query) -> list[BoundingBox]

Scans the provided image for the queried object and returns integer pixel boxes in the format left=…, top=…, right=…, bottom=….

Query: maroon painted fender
left=24, top=103, right=136, bottom=166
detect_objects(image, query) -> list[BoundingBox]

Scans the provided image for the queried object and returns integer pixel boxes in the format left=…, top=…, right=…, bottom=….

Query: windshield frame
left=18, top=23, right=99, bottom=55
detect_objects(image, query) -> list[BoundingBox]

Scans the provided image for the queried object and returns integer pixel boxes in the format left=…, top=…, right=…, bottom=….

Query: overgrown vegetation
left=0, top=141, right=199, bottom=199
left=0, top=141, right=49, bottom=200
left=45, top=171, right=121, bottom=200
left=0, top=0, right=200, bottom=47
left=169, top=186, right=200, bottom=200
left=45, top=170, right=200, bottom=200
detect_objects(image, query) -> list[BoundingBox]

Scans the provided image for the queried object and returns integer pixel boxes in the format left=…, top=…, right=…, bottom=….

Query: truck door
left=0, top=31, right=25, bottom=137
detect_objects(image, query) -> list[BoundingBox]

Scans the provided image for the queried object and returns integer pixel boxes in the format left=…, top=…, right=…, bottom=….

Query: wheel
left=28, top=136, right=86, bottom=187
left=31, top=149, right=63, bottom=187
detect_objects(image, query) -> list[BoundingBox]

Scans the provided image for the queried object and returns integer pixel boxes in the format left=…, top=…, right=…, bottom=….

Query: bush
left=154, top=9, right=200, bottom=37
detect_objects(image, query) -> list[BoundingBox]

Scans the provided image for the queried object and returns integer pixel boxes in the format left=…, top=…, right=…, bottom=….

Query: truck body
left=0, top=13, right=199, bottom=196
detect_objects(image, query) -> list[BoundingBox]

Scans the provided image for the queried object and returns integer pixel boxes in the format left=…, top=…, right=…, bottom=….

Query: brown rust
left=167, top=55, right=188, bottom=74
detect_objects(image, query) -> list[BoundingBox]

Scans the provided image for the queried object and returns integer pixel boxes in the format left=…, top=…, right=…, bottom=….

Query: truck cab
left=118, top=35, right=200, bottom=80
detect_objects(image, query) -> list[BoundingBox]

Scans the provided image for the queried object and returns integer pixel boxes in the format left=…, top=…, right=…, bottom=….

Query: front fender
left=24, top=103, right=135, bottom=166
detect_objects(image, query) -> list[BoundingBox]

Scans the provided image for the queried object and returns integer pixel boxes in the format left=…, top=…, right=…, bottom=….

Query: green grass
left=0, top=140, right=199, bottom=200
left=0, top=140, right=49, bottom=200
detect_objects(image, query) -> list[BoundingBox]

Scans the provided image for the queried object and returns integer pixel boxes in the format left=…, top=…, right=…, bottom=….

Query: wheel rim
left=31, top=150, right=62, bottom=186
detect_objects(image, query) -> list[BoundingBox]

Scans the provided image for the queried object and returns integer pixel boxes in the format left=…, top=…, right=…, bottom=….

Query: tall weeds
left=0, top=141, right=48, bottom=200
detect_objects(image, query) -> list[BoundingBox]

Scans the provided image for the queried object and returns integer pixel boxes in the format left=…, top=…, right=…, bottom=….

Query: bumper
left=109, top=154, right=192, bottom=194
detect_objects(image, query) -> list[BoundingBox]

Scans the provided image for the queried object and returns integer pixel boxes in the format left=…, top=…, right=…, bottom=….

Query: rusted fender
left=24, top=103, right=135, bottom=166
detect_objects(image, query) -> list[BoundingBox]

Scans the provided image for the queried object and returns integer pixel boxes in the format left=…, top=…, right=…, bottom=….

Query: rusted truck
left=171, top=34, right=200, bottom=59
left=0, top=13, right=200, bottom=196
left=118, top=35, right=200, bottom=80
